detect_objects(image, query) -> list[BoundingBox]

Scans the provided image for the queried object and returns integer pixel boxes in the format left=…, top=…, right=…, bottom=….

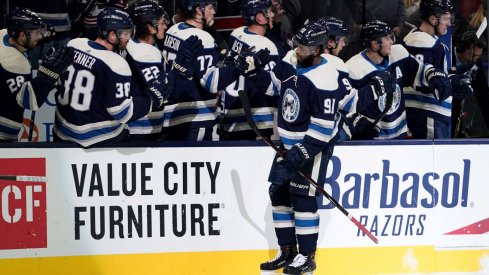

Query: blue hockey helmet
left=292, top=21, right=329, bottom=48
left=360, top=20, right=394, bottom=48
left=420, top=0, right=454, bottom=21
left=317, top=16, right=349, bottom=46
left=317, top=16, right=348, bottom=37
left=131, top=0, right=168, bottom=27
left=6, top=7, right=44, bottom=38
left=97, top=7, right=134, bottom=38
left=241, top=0, right=273, bottom=25
left=180, top=0, right=217, bottom=18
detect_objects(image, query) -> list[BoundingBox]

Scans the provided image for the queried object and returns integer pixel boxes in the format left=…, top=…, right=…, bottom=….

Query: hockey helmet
left=360, top=20, right=394, bottom=48
left=292, top=21, right=329, bottom=55
left=420, top=0, right=454, bottom=21
left=180, top=0, right=217, bottom=18
left=241, top=0, right=273, bottom=25
left=131, top=0, right=168, bottom=27
left=97, top=7, right=134, bottom=39
left=317, top=16, right=349, bottom=46
left=6, top=7, right=44, bottom=38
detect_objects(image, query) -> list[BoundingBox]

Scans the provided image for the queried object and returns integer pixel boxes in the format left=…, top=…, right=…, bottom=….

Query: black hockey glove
left=38, top=45, right=74, bottom=84
left=41, top=23, right=56, bottom=39
left=279, top=143, right=312, bottom=171
left=369, top=71, right=397, bottom=99
left=172, top=35, right=203, bottom=80
left=145, top=80, right=165, bottom=110
left=350, top=113, right=379, bottom=140
left=450, top=74, right=474, bottom=100
left=425, top=67, right=451, bottom=101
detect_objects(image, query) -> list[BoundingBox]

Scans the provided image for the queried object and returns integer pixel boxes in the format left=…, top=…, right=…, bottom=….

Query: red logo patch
left=0, top=158, right=47, bottom=250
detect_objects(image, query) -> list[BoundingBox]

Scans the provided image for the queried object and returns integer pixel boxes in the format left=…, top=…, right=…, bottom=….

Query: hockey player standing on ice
left=54, top=8, right=165, bottom=147
left=217, top=0, right=279, bottom=140
left=125, top=0, right=170, bottom=142
left=0, top=7, right=73, bottom=142
left=346, top=20, right=451, bottom=139
left=254, top=21, right=392, bottom=275
left=403, top=0, right=473, bottom=139
left=160, top=0, right=220, bottom=141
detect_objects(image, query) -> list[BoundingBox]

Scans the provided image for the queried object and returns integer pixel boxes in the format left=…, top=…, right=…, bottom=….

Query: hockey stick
left=373, top=89, right=394, bottom=126
left=0, top=175, right=48, bottom=182
left=28, top=110, right=36, bottom=142
left=239, top=90, right=379, bottom=244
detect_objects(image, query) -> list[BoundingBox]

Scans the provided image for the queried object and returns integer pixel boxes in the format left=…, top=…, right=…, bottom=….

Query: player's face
left=296, top=44, right=317, bottom=66
left=23, top=29, right=42, bottom=49
left=332, top=36, right=347, bottom=56
left=156, top=17, right=168, bottom=40
left=378, top=34, right=394, bottom=55
left=204, top=2, right=216, bottom=24
left=117, top=28, right=134, bottom=50
left=437, top=14, right=452, bottom=35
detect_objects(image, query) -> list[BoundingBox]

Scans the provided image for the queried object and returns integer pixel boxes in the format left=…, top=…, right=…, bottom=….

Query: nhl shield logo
left=282, top=88, right=300, bottom=122
left=378, top=84, right=402, bottom=115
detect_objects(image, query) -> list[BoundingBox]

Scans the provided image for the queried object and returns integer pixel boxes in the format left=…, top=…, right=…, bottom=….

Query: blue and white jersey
left=54, top=38, right=134, bottom=147
left=125, top=38, right=164, bottom=136
left=272, top=50, right=357, bottom=154
left=0, top=29, right=56, bottom=141
left=218, top=26, right=279, bottom=138
left=403, top=29, right=452, bottom=123
left=320, top=53, right=380, bottom=139
left=161, top=22, right=219, bottom=130
left=346, top=44, right=431, bottom=139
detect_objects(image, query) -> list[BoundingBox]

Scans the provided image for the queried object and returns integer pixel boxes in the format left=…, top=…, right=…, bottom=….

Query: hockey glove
left=38, top=45, right=74, bottom=84
left=450, top=74, right=474, bottom=100
left=234, top=47, right=270, bottom=76
left=145, top=80, right=165, bottom=110
left=41, top=23, right=56, bottom=39
left=369, top=71, right=396, bottom=100
left=172, top=35, right=203, bottom=80
left=279, top=143, right=311, bottom=171
left=425, top=67, right=451, bottom=101
left=349, top=113, right=379, bottom=140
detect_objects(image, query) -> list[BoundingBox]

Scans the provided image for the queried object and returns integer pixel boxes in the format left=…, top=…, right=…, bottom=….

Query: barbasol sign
left=318, top=157, right=470, bottom=210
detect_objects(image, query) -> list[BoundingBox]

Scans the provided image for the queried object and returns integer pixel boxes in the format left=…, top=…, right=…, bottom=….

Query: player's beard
left=298, top=54, right=315, bottom=68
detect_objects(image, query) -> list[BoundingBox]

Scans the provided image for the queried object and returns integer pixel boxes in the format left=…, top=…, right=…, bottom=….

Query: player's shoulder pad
left=126, top=39, right=162, bottom=63
left=388, top=44, right=409, bottom=63
left=167, top=22, right=215, bottom=49
left=345, top=52, right=376, bottom=81
left=403, top=29, right=436, bottom=48
left=302, top=57, right=340, bottom=91
left=321, top=53, right=348, bottom=73
left=232, top=27, right=279, bottom=56
left=70, top=38, right=131, bottom=76
left=0, top=29, right=31, bottom=75
left=282, top=49, right=298, bottom=68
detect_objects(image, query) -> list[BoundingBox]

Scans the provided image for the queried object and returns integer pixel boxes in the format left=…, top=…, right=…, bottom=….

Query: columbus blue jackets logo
left=378, top=84, right=401, bottom=115
left=282, top=88, right=300, bottom=122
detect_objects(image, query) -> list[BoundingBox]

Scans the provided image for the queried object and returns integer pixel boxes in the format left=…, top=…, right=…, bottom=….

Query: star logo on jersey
left=378, top=84, right=401, bottom=115
left=282, top=88, right=300, bottom=123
